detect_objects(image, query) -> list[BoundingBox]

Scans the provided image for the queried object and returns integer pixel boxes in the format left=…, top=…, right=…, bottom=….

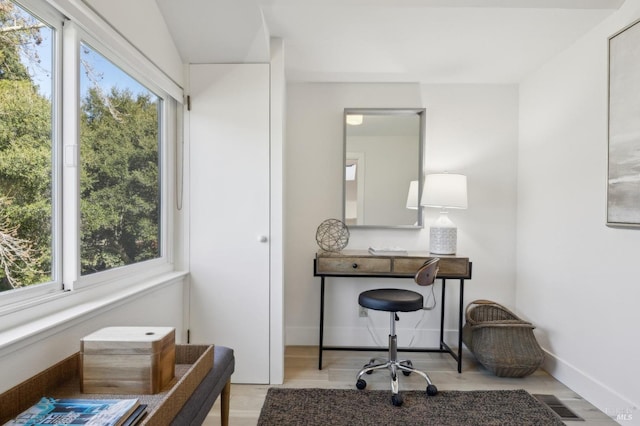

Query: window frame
left=0, top=0, right=178, bottom=307
left=64, top=24, right=174, bottom=291
left=0, top=0, right=63, bottom=306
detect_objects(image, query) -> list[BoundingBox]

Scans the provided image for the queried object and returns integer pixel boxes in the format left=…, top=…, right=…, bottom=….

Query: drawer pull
left=352, top=263, right=358, bottom=269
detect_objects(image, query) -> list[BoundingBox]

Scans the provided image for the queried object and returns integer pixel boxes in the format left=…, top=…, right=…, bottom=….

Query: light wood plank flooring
left=203, top=346, right=615, bottom=425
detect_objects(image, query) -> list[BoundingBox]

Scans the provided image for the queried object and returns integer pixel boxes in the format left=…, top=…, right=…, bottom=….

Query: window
left=79, top=43, right=161, bottom=276
left=0, top=0, right=176, bottom=301
left=0, top=0, right=55, bottom=292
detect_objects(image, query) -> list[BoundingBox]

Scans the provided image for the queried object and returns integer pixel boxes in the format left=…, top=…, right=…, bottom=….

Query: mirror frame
left=343, top=107, right=426, bottom=229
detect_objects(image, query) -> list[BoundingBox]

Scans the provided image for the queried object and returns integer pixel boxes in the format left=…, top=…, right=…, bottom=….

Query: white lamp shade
left=421, top=174, right=468, bottom=209
left=405, top=180, right=419, bottom=209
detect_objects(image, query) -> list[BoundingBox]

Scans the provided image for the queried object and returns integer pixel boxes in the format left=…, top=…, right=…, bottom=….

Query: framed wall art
left=607, top=18, right=640, bottom=227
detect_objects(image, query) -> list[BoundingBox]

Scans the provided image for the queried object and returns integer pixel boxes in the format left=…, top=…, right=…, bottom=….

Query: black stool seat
left=359, top=289, right=423, bottom=312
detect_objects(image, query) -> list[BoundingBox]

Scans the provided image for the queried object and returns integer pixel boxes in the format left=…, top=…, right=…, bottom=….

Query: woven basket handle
left=465, top=299, right=522, bottom=325
left=472, top=321, right=535, bottom=330
left=465, top=299, right=494, bottom=324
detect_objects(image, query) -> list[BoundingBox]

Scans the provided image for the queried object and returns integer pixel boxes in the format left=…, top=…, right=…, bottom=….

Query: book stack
left=4, top=397, right=147, bottom=426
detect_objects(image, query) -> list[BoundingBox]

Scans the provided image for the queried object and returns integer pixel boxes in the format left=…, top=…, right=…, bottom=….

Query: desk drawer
left=317, top=257, right=391, bottom=274
left=394, top=257, right=470, bottom=278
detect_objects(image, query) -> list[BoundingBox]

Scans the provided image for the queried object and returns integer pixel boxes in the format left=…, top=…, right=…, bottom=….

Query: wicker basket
left=462, top=299, right=544, bottom=378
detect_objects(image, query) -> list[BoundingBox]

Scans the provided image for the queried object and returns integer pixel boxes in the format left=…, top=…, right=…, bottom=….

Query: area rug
left=257, top=388, right=564, bottom=425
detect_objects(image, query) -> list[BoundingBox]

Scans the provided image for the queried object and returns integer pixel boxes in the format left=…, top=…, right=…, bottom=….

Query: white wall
left=269, top=38, right=286, bottom=384
left=84, top=0, right=184, bottom=86
left=518, top=1, right=640, bottom=419
left=285, top=83, right=518, bottom=347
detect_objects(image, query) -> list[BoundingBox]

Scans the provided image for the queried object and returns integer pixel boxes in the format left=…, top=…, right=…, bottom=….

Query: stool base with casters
left=355, top=259, right=440, bottom=406
left=355, top=310, right=438, bottom=406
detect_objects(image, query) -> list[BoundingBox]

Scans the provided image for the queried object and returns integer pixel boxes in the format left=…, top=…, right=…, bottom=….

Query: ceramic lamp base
left=429, top=226, right=457, bottom=255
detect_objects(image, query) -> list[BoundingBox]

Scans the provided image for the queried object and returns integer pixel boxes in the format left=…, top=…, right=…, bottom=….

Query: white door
left=188, top=64, right=270, bottom=383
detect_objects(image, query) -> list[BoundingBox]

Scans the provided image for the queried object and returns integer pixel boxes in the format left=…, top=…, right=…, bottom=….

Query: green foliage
left=0, top=0, right=52, bottom=288
left=0, top=80, right=52, bottom=287
left=0, top=197, right=39, bottom=290
left=80, top=87, right=160, bottom=275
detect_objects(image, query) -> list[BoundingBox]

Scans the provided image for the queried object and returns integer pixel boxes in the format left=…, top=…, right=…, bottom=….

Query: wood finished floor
left=203, top=346, right=616, bottom=425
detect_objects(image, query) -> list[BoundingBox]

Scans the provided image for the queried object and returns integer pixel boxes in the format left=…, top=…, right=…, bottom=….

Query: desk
left=314, top=250, right=472, bottom=373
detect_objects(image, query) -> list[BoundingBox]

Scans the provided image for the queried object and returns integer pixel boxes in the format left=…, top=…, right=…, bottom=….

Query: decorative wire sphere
left=316, top=219, right=350, bottom=252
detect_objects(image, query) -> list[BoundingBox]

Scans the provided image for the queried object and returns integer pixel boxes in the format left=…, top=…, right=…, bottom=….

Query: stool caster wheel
left=356, top=379, right=367, bottom=390
left=402, top=360, right=413, bottom=376
left=391, top=393, right=403, bottom=406
left=426, top=384, right=438, bottom=396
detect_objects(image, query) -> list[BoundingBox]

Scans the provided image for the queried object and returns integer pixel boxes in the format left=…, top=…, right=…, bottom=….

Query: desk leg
left=457, top=279, right=465, bottom=373
left=319, top=276, right=325, bottom=370
left=441, top=278, right=464, bottom=373
left=440, top=279, right=446, bottom=350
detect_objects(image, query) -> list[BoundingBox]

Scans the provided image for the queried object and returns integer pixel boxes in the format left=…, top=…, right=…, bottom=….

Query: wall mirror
left=343, top=108, right=425, bottom=228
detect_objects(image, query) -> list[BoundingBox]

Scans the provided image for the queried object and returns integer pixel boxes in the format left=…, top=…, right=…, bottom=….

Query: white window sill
left=0, top=270, right=188, bottom=357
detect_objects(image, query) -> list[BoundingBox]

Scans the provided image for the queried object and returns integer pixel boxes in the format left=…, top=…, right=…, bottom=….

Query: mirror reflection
left=343, top=108, right=425, bottom=228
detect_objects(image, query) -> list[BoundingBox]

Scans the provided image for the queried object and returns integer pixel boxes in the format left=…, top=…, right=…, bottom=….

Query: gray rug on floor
left=257, top=388, right=564, bottom=425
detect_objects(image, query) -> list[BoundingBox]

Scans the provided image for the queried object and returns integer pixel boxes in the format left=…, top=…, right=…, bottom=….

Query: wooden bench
left=172, top=345, right=235, bottom=425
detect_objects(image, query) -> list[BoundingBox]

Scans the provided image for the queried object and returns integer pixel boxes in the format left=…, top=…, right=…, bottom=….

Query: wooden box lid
left=81, top=326, right=175, bottom=355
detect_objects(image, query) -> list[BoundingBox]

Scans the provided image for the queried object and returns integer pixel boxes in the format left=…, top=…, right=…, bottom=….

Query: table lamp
left=421, top=173, right=467, bottom=254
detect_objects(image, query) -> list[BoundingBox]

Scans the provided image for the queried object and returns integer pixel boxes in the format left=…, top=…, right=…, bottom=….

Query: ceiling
left=156, top=0, right=625, bottom=84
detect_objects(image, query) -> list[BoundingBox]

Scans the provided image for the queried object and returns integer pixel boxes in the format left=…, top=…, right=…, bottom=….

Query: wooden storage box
left=80, top=326, right=176, bottom=394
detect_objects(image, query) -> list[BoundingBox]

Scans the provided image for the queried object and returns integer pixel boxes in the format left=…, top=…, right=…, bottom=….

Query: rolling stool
left=355, top=258, right=439, bottom=406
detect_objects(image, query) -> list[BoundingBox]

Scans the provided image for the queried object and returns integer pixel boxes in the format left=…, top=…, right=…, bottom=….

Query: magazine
left=121, top=404, right=147, bottom=426
left=4, top=397, right=140, bottom=426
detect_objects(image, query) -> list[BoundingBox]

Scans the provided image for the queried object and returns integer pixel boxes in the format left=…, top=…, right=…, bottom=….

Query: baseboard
left=543, top=349, right=638, bottom=423
left=286, top=325, right=459, bottom=349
